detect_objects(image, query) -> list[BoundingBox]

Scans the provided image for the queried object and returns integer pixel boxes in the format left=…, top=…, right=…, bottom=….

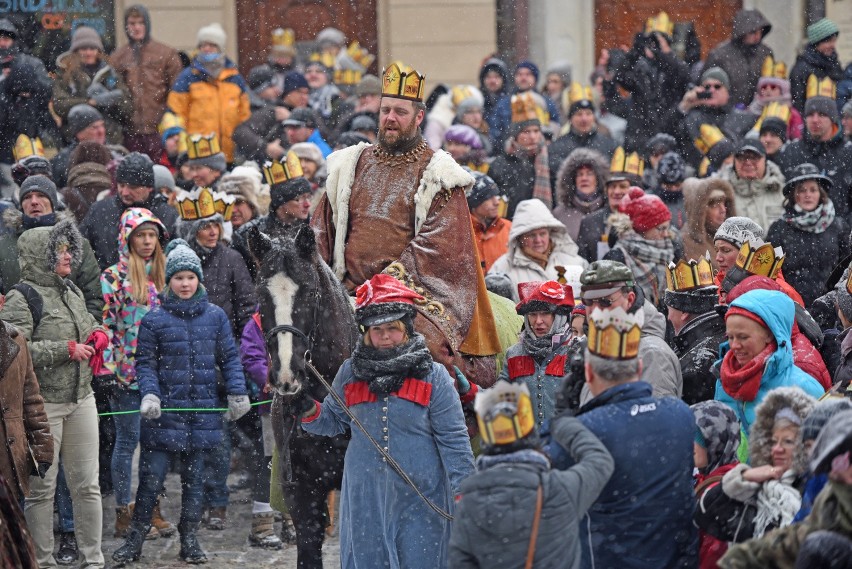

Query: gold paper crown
left=271, top=28, right=295, bottom=47
left=157, top=112, right=185, bottom=136
left=451, top=85, right=478, bottom=107
left=262, top=151, right=303, bottom=186
left=346, top=41, right=374, bottom=69
left=186, top=133, right=222, bottom=160
left=806, top=75, right=836, bottom=100
left=734, top=239, right=785, bottom=279
left=175, top=187, right=235, bottom=221
left=751, top=101, right=792, bottom=134
left=610, top=147, right=644, bottom=177
left=474, top=381, right=535, bottom=446
left=587, top=307, right=643, bottom=360
left=309, top=51, right=336, bottom=69
left=335, top=69, right=362, bottom=85
left=510, top=92, right=539, bottom=124
left=13, top=135, right=44, bottom=162
left=666, top=254, right=714, bottom=292
left=381, top=62, right=425, bottom=102
left=567, top=82, right=593, bottom=106
left=760, top=56, right=787, bottom=79
left=645, top=11, right=674, bottom=36
left=698, top=156, right=710, bottom=177
left=694, top=124, right=727, bottom=155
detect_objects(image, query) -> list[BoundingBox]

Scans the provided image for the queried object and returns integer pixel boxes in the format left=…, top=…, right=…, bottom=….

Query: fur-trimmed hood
left=17, top=219, right=84, bottom=284
left=682, top=177, right=737, bottom=248
left=2, top=207, right=76, bottom=236
left=748, top=386, right=816, bottom=470
left=555, top=148, right=609, bottom=209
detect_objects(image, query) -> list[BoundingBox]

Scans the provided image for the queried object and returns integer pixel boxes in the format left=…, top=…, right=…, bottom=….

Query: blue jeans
left=202, top=428, right=231, bottom=509
left=55, top=464, right=74, bottom=533
left=132, top=447, right=204, bottom=532
left=109, top=389, right=141, bottom=506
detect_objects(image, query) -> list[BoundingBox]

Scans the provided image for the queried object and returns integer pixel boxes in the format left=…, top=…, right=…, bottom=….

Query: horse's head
left=249, top=224, right=323, bottom=396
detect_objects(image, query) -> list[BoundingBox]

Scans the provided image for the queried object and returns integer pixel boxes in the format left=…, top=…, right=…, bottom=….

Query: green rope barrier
left=97, top=399, right=274, bottom=417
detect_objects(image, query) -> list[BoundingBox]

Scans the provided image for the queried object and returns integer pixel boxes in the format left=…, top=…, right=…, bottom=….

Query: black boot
left=112, top=522, right=148, bottom=564
left=179, top=524, right=207, bottom=564
left=54, top=531, right=78, bottom=565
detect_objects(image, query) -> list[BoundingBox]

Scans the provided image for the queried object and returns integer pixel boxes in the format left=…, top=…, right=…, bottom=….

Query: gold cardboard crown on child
left=451, top=85, right=478, bottom=107
left=750, top=101, right=792, bottom=134
left=735, top=240, right=785, bottom=279
left=510, top=92, right=541, bottom=125
left=13, top=134, right=44, bottom=162
left=761, top=56, right=787, bottom=79
left=262, top=151, right=303, bottom=186
left=587, top=307, right=643, bottom=360
left=157, top=112, right=184, bottom=135
left=610, top=147, right=644, bottom=177
left=309, top=51, right=336, bottom=69
left=272, top=28, right=295, bottom=47
left=694, top=124, right=727, bottom=155
left=474, top=380, right=535, bottom=446
left=346, top=41, right=374, bottom=69
left=176, top=187, right=234, bottom=222
left=381, top=62, right=425, bottom=102
left=645, top=11, right=674, bottom=36
left=666, top=254, right=714, bottom=291
left=567, top=82, right=594, bottom=106
left=335, top=69, right=362, bottom=85
left=186, top=133, right=221, bottom=160
left=806, top=75, right=836, bottom=100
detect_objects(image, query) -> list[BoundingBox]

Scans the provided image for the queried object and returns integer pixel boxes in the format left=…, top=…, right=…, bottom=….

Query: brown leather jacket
left=0, top=321, right=52, bottom=498
left=111, top=39, right=183, bottom=136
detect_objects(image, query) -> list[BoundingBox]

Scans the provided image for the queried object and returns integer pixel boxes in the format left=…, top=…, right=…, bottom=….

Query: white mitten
left=224, top=394, right=250, bottom=421
left=140, top=394, right=162, bottom=419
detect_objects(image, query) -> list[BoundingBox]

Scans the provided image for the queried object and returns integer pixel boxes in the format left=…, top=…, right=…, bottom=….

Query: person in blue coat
left=298, top=273, right=474, bottom=569
left=715, top=289, right=825, bottom=436
left=112, top=239, right=250, bottom=565
left=547, top=306, right=698, bottom=569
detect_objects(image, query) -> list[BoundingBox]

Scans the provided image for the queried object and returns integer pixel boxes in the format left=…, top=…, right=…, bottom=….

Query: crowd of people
left=0, top=4, right=851, bottom=569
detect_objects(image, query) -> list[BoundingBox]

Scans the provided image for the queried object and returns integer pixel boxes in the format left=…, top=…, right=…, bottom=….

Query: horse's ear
left=246, top=225, right=273, bottom=263
left=295, top=225, right=316, bottom=259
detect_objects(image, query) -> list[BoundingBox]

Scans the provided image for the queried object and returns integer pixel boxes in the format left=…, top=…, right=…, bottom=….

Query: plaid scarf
left=532, top=144, right=552, bottom=207
left=616, top=231, right=674, bottom=306
left=783, top=201, right=836, bottom=234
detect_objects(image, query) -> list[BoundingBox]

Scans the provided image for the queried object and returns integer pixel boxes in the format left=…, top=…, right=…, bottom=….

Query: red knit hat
left=619, top=186, right=671, bottom=233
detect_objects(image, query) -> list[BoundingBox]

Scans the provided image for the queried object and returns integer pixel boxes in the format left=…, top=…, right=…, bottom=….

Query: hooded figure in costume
left=312, top=62, right=501, bottom=388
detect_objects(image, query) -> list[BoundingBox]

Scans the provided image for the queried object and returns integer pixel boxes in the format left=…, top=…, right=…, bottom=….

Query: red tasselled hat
left=619, top=186, right=671, bottom=233
left=515, top=281, right=575, bottom=316
left=355, top=273, right=424, bottom=327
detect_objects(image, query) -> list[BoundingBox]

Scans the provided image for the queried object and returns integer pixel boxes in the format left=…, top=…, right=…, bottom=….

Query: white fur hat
left=197, top=23, right=226, bottom=51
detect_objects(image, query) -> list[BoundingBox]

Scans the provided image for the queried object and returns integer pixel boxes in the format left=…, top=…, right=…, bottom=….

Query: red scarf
left=720, top=343, right=776, bottom=402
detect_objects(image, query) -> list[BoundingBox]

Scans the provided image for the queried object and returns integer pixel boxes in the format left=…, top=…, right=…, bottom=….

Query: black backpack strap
left=11, top=283, right=42, bottom=329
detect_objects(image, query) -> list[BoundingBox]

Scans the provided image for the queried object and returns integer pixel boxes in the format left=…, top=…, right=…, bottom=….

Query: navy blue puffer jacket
left=136, top=288, right=247, bottom=451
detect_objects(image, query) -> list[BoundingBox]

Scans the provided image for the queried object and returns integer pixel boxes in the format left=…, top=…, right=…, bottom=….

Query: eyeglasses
left=702, top=83, right=724, bottom=91
left=581, top=292, right=622, bottom=308
left=735, top=154, right=762, bottom=162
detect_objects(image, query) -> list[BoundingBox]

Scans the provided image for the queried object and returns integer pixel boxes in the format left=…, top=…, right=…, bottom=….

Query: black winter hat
left=67, top=104, right=104, bottom=137
left=663, top=285, right=718, bottom=315
left=657, top=152, right=686, bottom=184
left=759, top=117, right=787, bottom=142
left=116, top=152, right=155, bottom=188
left=270, top=177, right=311, bottom=211
left=19, top=175, right=58, bottom=211
left=645, top=133, right=677, bottom=158
left=466, top=172, right=501, bottom=209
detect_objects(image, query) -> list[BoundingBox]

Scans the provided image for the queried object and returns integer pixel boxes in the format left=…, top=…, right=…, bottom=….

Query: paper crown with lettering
left=381, top=62, right=425, bottom=102
left=761, top=56, right=787, bottom=79
left=565, top=82, right=594, bottom=116
left=721, top=239, right=785, bottom=293
left=475, top=380, right=536, bottom=447
left=13, top=135, right=44, bottom=162
left=806, top=75, right=836, bottom=100
left=608, top=147, right=644, bottom=182
left=587, top=307, right=643, bottom=360
left=645, top=11, right=674, bottom=37
left=262, top=151, right=303, bottom=187
left=510, top=92, right=549, bottom=127
left=186, top=133, right=222, bottom=160
left=663, top=253, right=719, bottom=314
left=515, top=280, right=575, bottom=316
left=175, top=187, right=234, bottom=222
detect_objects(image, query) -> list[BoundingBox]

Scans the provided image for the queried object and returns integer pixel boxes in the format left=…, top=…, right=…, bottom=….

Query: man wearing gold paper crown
left=778, top=75, right=852, bottom=220
left=663, top=255, right=727, bottom=404
left=449, top=379, right=613, bottom=568
left=313, top=62, right=502, bottom=388
left=184, top=133, right=228, bottom=190
left=546, top=306, right=698, bottom=569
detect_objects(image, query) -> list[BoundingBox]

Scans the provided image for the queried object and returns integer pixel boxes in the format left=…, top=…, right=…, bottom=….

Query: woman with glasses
left=766, top=163, right=849, bottom=309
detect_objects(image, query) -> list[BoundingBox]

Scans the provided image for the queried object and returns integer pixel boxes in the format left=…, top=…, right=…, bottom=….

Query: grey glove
left=91, top=89, right=123, bottom=108
left=224, top=394, right=250, bottom=421
left=86, top=82, right=108, bottom=98
left=140, top=394, right=161, bottom=419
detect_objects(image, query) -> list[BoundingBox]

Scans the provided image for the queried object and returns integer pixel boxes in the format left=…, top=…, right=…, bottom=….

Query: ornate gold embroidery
left=383, top=262, right=456, bottom=351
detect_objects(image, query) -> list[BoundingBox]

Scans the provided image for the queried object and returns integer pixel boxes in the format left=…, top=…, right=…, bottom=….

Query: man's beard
left=378, top=121, right=421, bottom=154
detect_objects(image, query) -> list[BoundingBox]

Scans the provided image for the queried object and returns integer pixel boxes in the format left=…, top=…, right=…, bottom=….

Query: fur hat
left=70, top=26, right=103, bottom=52
left=46, top=218, right=84, bottom=273
left=69, top=141, right=111, bottom=168
left=315, top=27, right=345, bottom=48
left=645, top=132, right=677, bottom=158
left=515, top=281, right=574, bottom=316
left=164, top=238, right=203, bottom=282
left=714, top=216, right=764, bottom=248
left=116, top=152, right=155, bottom=187
left=217, top=174, right=260, bottom=217
left=197, top=23, right=226, bottom=51
left=618, top=187, right=671, bottom=233
left=289, top=142, right=325, bottom=168
left=19, top=175, right=58, bottom=211
left=664, top=285, right=718, bottom=315
left=67, top=104, right=103, bottom=138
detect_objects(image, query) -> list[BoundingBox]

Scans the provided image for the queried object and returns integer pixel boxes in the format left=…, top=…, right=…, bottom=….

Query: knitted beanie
left=116, top=152, right=155, bottom=187
left=801, top=398, right=852, bottom=443
left=270, top=177, right=311, bottom=212
left=444, top=124, right=483, bottom=149
left=515, top=60, right=539, bottom=83
left=657, top=152, right=686, bottom=184
left=760, top=117, right=788, bottom=141
left=19, top=175, right=58, bottom=210
left=843, top=101, right=852, bottom=118
left=356, top=74, right=381, bottom=96
left=67, top=104, right=103, bottom=137
left=186, top=151, right=227, bottom=173
left=807, top=18, right=839, bottom=45
left=618, top=187, right=671, bottom=233
left=456, top=97, right=483, bottom=121
left=466, top=172, right=500, bottom=209
left=701, top=67, right=731, bottom=90
left=153, top=164, right=176, bottom=191
left=713, top=216, right=764, bottom=248
left=283, top=72, right=309, bottom=96
left=165, top=238, right=203, bottom=282
left=197, top=23, right=226, bottom=51
left=804, top=96, right=839, bottom=122
left=315, top=27, right=345, bottom=47
left=289, top=142, right=325, bottom=167
left=70, top=26, right=103, bottom=52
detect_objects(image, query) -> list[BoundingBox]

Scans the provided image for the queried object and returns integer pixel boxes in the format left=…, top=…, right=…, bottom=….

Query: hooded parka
left=552, top=148, right=609, bottom=240
left=681, top=177, right=737, bottom=267
left=789, top=44, right=845, bottom=113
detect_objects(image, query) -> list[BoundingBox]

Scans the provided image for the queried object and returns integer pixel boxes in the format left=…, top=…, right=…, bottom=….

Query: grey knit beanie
left=714, top=216, right=764, bottom=248
left=70, top=26, right=103, bottom=52
left=186, top=151, right=227, bottom=173
left=804, top=96, right=840, bottom=122
left=164, top=238, right=203, bottom=282
left=701, top=67, right=730, bottom=90
left=19, top=175, right=58, bottom=210
left=67, top=104, right=103, bottom=137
